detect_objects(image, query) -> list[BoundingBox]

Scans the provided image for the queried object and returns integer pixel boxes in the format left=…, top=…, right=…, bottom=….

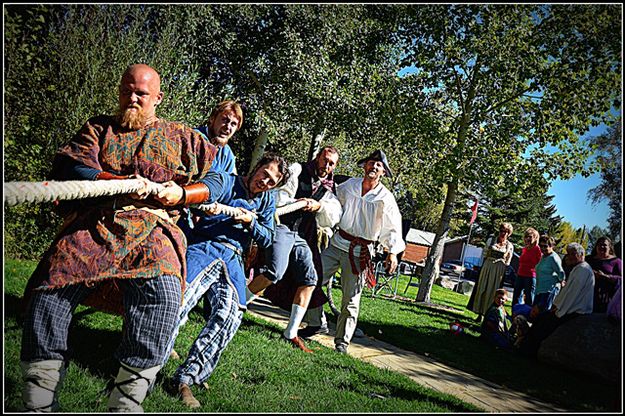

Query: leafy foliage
left=397, top=4, right=621, bottom=301
left=551, top=221, right=590, bottom=255
left=586, top=119, right=622, bottom=240
left=4, top=4, right=620, bottom=269
left=3, top=5, right=216, bottom=258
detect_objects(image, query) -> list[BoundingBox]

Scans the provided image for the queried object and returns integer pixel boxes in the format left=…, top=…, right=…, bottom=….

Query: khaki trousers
left=309, top=243, right=367, bottom=348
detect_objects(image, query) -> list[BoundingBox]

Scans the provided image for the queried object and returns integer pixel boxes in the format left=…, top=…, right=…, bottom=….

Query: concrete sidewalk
left=247, top=297, right=570, bottom=413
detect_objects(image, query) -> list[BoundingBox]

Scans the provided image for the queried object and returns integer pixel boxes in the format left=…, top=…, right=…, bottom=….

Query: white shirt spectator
left=553, top=261, right=595, bottom=318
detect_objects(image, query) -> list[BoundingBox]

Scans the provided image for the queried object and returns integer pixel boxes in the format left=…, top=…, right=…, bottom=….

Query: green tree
left=587, top=119, right=622, bottom=241
left=398, top=4, right=621, bottom=302
left=552, top=221, right=589, bottom=255
left=457, top=181, right=562, bottom=251
left=587, top=225, right=612, bottom=253
left=5, top=5, right=438, bottom=258
left=3, top=4, right=218, bottom=258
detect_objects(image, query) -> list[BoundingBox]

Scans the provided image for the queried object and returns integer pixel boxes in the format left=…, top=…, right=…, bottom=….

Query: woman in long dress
left=469, top=222, right=515, bottom=320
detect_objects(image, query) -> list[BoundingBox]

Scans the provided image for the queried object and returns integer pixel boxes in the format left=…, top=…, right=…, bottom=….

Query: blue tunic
left=194, top=127, right=237, bottom=174
left=186, top=171, right=276, bottom=308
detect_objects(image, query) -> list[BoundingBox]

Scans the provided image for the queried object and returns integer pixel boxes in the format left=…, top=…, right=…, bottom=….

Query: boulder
left=455, top=280, right=475, bottom=296
left=435, top=275, right=457, bottom=290
left=537, top=313, right=621, bottom=383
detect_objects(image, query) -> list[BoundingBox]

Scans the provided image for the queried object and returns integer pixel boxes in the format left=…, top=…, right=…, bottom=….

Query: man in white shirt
left=303, top=149, right=405, bottom=354
left=552, top=243, right=595, bottom=317
left=519, top=242, right=595, bottom=356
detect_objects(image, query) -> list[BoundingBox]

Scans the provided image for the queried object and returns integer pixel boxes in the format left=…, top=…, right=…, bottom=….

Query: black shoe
left=298, top=324, right=329, bottom=339
left=335, top=344, right=348, bottom=354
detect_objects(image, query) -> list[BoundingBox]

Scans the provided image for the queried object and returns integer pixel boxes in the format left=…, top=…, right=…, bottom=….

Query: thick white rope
left=4, top=179, right=307, bottom=218
left=4, top=179, right=161, bottom=207
left=275, top=199, right=308, bottom=217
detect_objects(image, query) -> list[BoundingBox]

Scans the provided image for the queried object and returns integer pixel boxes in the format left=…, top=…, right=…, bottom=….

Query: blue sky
left=549, top=174, right=609, bottom=231
left=548, top=124, right=611, bottom=232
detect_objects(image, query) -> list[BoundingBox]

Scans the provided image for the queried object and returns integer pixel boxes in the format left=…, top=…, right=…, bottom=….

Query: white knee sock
left=21, top=360, right=65, bottom=412
left=245, top=286, right=258, bottom=304
left=107, top=363, right=160, bottom=413
left=283, top=304, right=307, bottom=339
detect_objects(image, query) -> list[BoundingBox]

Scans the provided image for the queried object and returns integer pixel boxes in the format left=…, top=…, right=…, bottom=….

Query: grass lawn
left=326, top=272, right=621, bottom=412
left=4, top=258, right=479, bottom=413
left=4, top=259, right=620, bottom=412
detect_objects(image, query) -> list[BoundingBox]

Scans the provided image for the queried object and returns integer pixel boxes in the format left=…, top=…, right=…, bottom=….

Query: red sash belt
left=338, top=229, right=376, bottom=288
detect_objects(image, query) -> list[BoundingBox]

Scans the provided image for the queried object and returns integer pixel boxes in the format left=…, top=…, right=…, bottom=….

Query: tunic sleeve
left=247, top=193, right=276, bottom=249
left=51, top=117, right=107, bottom=179
left=315, top=190, right=342, bottom=229
left=379, top=193, right=406, bottom=255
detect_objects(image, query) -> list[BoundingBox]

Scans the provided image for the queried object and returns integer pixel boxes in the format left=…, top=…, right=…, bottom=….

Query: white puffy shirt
left=553, top=261, right=595, bottom=318
left=273, top=163, right=342, bottom=229
left=332, top=177, right=405, bottom=255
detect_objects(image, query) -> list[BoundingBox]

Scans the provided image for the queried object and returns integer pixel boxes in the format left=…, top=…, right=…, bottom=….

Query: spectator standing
left=607, top=239, right=622, bottom=322
left=469, top=222, right=515, bottom=321
left=512, top=227, right=542, bottom=307
left=532, top=235, right=566, bottom=318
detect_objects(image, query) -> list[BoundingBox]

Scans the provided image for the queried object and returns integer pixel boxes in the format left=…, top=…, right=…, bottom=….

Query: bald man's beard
left=117, top=105, right=147, bottom=130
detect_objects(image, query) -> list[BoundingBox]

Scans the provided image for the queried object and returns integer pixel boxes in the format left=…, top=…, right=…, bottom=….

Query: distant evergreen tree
left=456, top=183, right=562, bottom=250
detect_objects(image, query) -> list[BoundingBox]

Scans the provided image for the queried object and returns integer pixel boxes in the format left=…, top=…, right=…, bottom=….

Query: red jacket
left=517, top=244, right=542, bottom=278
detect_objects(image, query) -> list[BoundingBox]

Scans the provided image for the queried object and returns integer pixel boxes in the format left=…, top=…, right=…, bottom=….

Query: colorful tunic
left=24, top=115, right=217, bottom=314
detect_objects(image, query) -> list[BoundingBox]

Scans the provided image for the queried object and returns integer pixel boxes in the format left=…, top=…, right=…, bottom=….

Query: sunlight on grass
left=4, top=259, right=479, bottom=413
left=3, top=260, right=618, bottom=412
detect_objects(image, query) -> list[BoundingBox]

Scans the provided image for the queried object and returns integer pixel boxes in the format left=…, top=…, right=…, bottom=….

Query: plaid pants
left=21, top=275, right=181, bottom=368
left=172, top=258, right=244, bottom=386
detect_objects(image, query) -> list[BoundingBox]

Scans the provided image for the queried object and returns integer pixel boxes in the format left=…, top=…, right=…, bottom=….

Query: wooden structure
left=402, top=228, right=436, bottom=265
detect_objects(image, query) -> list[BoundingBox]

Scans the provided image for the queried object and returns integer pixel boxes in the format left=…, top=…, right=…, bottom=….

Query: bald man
left=19, top=64, right=218, bottom=412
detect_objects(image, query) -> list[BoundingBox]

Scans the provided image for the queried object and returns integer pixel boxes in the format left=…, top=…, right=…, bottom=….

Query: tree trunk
left=415, top=178, right=459, bottom=302
left=307, top=128, right=326, bottom=162
left=415, top=64, right=479, bottom=303
left=248, top=128, right=269, bottom=175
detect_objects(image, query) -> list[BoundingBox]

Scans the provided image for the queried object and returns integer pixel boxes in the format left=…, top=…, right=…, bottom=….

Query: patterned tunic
left=24, top=115, right=217, bottom=314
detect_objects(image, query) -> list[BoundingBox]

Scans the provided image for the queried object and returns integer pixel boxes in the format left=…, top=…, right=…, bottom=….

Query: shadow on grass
left=344, top=363, right=477, bottom=412
left=240, top=314, right=477, bottom=412
left=355, top=316, right=620, bottom=412
left=5, top=293, right=122, bottom=381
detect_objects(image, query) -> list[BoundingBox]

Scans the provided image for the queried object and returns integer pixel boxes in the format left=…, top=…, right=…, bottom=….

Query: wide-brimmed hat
left=357, top=149, right=392, bottom=178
